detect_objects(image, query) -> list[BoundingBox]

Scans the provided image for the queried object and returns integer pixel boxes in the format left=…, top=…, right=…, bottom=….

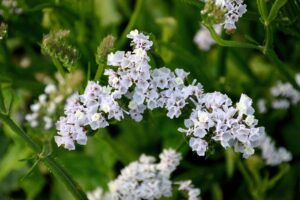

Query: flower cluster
left=179, top=93, right=263, bottom=158
left=41, top=30, right=79, bottom=71
left=25, top=71, right=83, bottom=130
left=256, top=73, right=300, bottom=113
left=56, top=30, right=264, bottom=159
left=55, top=82, right=123, bottom=150
left=258, top=133, right=292, bottom=166
left=86, top=149, right=201, bottom=200
left=201, top=0, right=247, bottom=32
left=194, top=25, right=222, bottom=51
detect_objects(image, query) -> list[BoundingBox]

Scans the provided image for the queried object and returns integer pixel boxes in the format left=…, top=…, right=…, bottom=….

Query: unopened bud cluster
left=41, top=30, right=79, bottom=71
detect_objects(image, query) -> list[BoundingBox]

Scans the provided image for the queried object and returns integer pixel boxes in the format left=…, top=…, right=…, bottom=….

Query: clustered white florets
left=222, top=0, right=247, bottom=30
left=257, top=73, right=300, bottom=113
left=55, top=30, right=281, bottom=162
left=55, top=83, right=123, bottom=150
left=86, top=149, right=201, bottom=200
left=179, top=93, right=263, bottom=158
left=202, top=0, right=247, bottom=31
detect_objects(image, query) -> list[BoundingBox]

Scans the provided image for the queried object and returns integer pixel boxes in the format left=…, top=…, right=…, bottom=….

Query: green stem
left=263, top=23, right=273, bottom=54
left=237, top=159, right=254, bottom=190
left=118, top=0, right=132, bottom=18
left=175, top=138, right=187, bottom=152
left=216, top=45, right=227, bottom=77
left=0, top=113, right=87, bottom=200
left=52, top=57, right=66, bottom=77
left=117, top=0, right=144, bottom=49
left=257, top=0, right=268, bottom=21
left=0, top=86, right=7, bottom=113
left=94, top=63, right=105, bottom=81
left=267, top=164, right=289, bottom=189
left=237, top=159, right=264, bottom=200
left=205, top=25, right=261, bottom=50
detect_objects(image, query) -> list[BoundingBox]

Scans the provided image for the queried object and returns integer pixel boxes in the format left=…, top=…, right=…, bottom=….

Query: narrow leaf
left=268, top=0, right=288, bottom=23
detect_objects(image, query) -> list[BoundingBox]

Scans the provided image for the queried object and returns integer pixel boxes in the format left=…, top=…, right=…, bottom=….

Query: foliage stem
left=52, top=57, right=66, bottom=77
left=0, top=86, right=7, bottom=113
left=0, top=113, right=88, bottom=200
left=205, top=25, right=261, bottom=50
left=117, top=0, right=144, bottom=49
left=94, top=63, right=105, bottom=81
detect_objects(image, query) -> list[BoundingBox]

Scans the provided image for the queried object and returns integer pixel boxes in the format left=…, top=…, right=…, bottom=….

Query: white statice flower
left=258, top=133, right=292, bottom=166
left=176, top=180, right=201, bottom=200
left=55, top=82, right=124, bottom=150
left=223, top=0, right=247, bottom=31
left=194, top=25, right=222, bottom=51
left=108, top=149, right=181, bottom=199
left=56, top=29, right=266, bottom=159
left=179, top=92, right=263, bottom=158
left=202, top=0, right=247, bottom=32
left=88, top=149, right=201, bottom=200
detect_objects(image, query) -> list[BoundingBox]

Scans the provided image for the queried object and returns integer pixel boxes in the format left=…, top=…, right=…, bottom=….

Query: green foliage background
left=0, top=0, right=300, bottom=199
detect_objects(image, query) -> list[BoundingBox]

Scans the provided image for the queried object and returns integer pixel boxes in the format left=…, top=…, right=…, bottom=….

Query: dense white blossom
left=87, top=149, right=200, bottom=200
left=223, top=0, right=247, bottom=30
left=202, top=0, right=247, bottom=32
left=179, top=93, right=263, bottom=158
left=55, top=82, right=124, bottom=150
left=55, top=29, right=277, bottom=161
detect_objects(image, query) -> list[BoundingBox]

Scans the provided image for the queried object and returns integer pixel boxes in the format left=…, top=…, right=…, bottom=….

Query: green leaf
left=257, top=0, right=268, bottom=21
left=0, top=143, right=32, bottom=182
left=19, top=168, right=45, bottom=200
left=268, top=0, right=288, bottom=23
left=179, top=0, right=204, bottom=8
